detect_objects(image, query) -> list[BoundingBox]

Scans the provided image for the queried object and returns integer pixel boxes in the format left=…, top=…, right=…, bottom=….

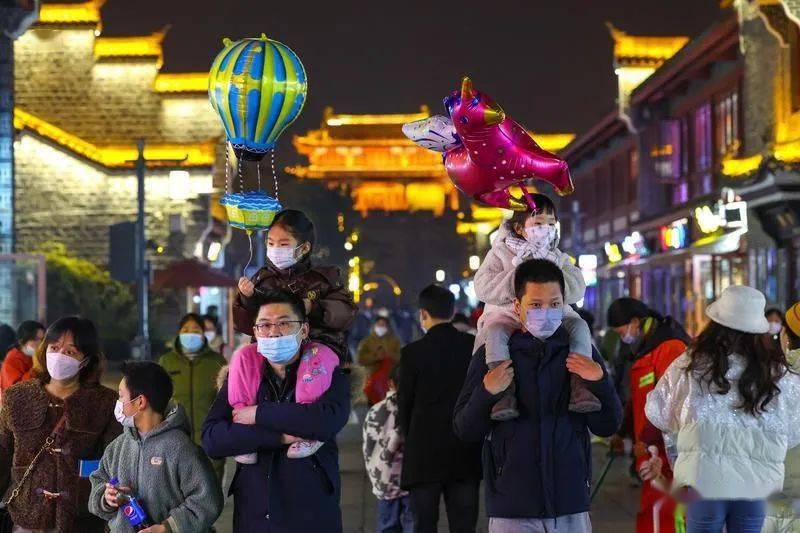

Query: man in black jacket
left=397, top=285, right=482, bottom=533
left=454, top=259, right=622, bottom=532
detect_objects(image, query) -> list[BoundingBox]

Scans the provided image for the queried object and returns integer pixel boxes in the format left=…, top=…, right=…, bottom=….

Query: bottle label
left=122, top=500, right=148, bottom=526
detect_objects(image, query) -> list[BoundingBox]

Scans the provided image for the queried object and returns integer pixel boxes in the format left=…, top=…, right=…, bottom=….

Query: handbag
left=0, top=413, right=68, bottom=532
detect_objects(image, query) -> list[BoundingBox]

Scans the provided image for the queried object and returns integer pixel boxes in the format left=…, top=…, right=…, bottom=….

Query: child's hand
left=566, top=354, right=603, bottom=382
left=484, top=360, right=514, bottom=395
left=103, top=483, right=129, bottom=508
left=232, top=406, right=257, bottom=425
left=638, top=446, right=663, bottom=483
left=238, top=277, right=255, bottom=298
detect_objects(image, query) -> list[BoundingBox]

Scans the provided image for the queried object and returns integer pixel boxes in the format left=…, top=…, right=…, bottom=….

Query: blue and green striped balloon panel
left=209, top=36, right=307, bottom=154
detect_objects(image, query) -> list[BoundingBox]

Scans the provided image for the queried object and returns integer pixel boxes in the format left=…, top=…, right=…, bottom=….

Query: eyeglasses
left=253, top=321, right=304, bottom=336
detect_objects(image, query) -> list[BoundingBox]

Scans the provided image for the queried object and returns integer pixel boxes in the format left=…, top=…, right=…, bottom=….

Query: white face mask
left=22, top=344, right=36, bottom=357
left=114, top=397, right=141, bottom=428
left=374, top=326, right=388, bottom=338
left=524, top=226, right=556, bottom=250
left=267, top=245, right=302, bottom=271
left=204, top=331, right=217, bottom=343
left=46, top=352, right=84, bottom=381
left=769, top=322, right=783, bottom=336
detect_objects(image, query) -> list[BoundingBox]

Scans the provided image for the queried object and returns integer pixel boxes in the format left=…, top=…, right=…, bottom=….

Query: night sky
left=101, top=0, right=724, bottom=137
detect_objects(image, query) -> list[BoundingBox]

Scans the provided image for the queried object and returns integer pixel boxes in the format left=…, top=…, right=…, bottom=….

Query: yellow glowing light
left=94, top=29, right=167, bottom=67
left=154, top=73, right=209, bottom=93
left=775, top=141, right=800, bottom=163
left=14, top=107, right=217, bottom=168
left=406, top=183, right=446, bottom=216
left=362, top=283, right=379, bottom=292
left=694, top=206, right=722, bottom=234
left=349, top=256, right=361, bottom=303
left=526, top=133, right=576, bottom=153
left=604, top=242, right=623, bottom=264
left=607, top=23, right=689, bottom=67
left=721, top=154, right=763, bottom=177
left=393, top=287, right=402, bottom=296
left=469, top=255, right=481, bottom=270
left=324, top=106, right=430, bottom=126
left=38, top=0, right=103, bottom=26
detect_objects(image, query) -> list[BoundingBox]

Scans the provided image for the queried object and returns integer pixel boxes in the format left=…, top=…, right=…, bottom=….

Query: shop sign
left=578, top=254, right=598, bottom=286
left=694, top=200, right=748, bottom=234
left=660, top=219, right=689, bottom=251
left=621, top=231, right=649, bottom=258
left=603, top=243, right=623, bottom=264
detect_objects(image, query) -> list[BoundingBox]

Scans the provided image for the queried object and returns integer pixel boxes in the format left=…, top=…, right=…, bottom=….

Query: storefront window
left=715, top=90, right=740, bottom=157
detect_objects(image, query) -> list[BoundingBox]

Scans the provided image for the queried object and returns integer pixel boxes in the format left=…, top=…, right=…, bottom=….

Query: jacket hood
left=124, top=402, right=191, bottom=441
left=634, top=315, right=690, bottom=359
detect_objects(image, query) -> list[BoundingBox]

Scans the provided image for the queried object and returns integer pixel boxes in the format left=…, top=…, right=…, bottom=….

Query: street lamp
left=435, top=269, right=446, bottom=283
left=469, top=255, right=480, bottom=270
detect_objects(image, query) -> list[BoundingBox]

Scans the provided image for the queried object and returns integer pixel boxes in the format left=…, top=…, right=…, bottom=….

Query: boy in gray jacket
left=89, top=361, right=223, bottom=532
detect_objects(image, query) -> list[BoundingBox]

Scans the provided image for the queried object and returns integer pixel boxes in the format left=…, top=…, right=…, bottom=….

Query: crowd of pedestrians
left=0, top=200, right=799, bottom=533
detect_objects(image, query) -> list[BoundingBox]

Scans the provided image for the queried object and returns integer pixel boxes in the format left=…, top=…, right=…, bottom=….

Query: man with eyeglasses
left=202, top=290, right=351, bottom=533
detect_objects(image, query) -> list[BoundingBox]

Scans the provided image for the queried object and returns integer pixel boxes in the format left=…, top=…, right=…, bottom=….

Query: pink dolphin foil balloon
left=442, top=77, right=574, bottom=210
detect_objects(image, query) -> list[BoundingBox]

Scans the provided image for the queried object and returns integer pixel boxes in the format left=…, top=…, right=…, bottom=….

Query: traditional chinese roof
left=606, top=23, right=689, bottom=68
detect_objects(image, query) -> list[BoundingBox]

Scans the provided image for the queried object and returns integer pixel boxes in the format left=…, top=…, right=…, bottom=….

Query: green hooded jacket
left=157, top=338, right=226, bottom=446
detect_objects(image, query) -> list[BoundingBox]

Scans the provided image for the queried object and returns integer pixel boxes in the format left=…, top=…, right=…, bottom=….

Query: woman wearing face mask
left=357, top=317, right=403, bottom=405
left=232, top=209, right=357, bottom=365
left=157, top=313, right=226, bottom=480
left=357, top=317, right=402, bottom=376
left=473, top=193, right=596, bottom=421
left=765, top=308, right=784, bottom=352
left=203, top=314, right=225, bottom=355
left=0, top=316, right=121, bottom=533
left=0, top=320, right=45, bottom=396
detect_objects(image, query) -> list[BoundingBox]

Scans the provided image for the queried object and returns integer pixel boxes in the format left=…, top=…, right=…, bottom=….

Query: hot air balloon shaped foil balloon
left=209, top=34, right=307, bottom=160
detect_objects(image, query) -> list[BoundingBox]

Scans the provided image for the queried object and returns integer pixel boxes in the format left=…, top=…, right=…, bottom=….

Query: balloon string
left=237, top=154, right=244, bottom=194
left=224, top=145, right=230, bottom=195
left=244, top=231, right=254, bottom=273
left=257, top=160, right=262, bottom=191
left=271, top=148, right=279, bottom=201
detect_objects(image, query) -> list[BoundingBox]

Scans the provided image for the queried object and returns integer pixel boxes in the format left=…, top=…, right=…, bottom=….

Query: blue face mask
left=525, top=308, right=564, bottom=340
left=257, top=331, right=301, bottom=365
left=179, top=333, right=204, bottom=354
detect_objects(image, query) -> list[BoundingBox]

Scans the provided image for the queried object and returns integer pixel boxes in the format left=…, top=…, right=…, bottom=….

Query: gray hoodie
left=88, top=404, right=224, bottom=533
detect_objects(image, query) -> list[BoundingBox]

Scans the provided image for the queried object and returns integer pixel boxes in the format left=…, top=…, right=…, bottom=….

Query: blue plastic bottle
left=109, top=477, right=153, bottom=531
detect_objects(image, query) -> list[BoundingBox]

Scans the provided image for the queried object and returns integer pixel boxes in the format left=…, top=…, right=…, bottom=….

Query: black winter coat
left=201, top=360, right=350, bottom=532
left=454, top=328, right=622, bottom=519
left=397, top=323, right=482, bottom=489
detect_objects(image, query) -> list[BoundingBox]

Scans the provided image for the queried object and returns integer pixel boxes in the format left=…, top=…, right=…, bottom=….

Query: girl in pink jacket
left=228, top=340, right=339, bottom=463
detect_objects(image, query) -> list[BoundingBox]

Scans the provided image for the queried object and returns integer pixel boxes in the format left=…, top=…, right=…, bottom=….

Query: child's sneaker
left=568, top=373, right=601, bottom=413
left=287, top=440, right=324, bottom=459
left=234, top=453, right=257, bottom=464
